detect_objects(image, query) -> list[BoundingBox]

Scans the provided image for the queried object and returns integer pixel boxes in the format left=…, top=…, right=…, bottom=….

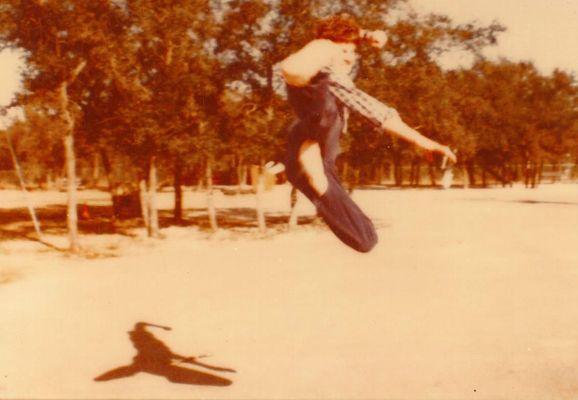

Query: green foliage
left=1, top=0, right=576, bottom=189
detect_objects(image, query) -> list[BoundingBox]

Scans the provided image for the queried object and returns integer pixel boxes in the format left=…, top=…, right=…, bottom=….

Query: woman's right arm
left=280, top=39, right=337, bottom=87
left=328, top=83, right=457, bottom=163
left=382, top=117, right=457, bottom=163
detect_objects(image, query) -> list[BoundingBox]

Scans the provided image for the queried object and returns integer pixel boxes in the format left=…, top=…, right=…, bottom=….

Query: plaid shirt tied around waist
left=322, top=67, right=399, bottom=131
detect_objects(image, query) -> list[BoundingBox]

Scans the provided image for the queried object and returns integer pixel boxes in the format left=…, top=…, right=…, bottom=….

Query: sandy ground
left=1, top=184, right=578, bottom=399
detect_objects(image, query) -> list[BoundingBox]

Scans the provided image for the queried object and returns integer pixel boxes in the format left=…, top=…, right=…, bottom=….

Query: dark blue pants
left=285, top=120, right=378, bottom=253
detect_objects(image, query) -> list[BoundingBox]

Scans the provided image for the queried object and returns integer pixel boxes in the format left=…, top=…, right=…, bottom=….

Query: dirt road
left=1, top=184, right=578, bottom=399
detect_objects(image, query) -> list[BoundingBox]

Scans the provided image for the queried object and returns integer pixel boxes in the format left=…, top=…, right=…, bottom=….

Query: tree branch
left=67, top=59, right=87, bottom=84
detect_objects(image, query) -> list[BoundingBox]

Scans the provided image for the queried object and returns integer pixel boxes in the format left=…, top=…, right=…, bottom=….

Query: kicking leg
left=298, top=139, right=328, bottom=196
left=94, top=364, right=140, bottom=381
left=314, top=169, right=378, bottom=253
left=284, top=122, right=377, bottom=252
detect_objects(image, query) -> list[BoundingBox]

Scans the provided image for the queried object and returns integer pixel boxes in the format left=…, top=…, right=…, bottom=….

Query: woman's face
left=333, top=42, right=358, bottom=75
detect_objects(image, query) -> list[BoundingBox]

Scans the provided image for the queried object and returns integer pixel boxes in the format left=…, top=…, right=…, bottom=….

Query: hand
left=363, top=30, right=388, bottom=48
left=437, top=145, right=457, bottom=164
left=180, top=356, right=203, bottom=364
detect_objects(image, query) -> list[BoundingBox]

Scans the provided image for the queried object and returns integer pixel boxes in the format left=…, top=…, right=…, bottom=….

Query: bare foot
left=264, top=161, right=285, bottom=176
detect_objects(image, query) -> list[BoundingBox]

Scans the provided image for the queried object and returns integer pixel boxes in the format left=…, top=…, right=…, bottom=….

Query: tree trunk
left=531, top=161, right=538, bottom=188
left=139, top=179, right=150, bottom=232
left=5, top=129, right=43, bottom=240
left=288, top=186, right=299, bottom=230
left=371, top=164, right=378, bottom=185
left=514, top=163, right=523, bottom=182
left=393, top=155, right=403, bottom=187
left=63, top=133, right=79, bottom=251
left=554, top=161, right=560, bottom=183
left=100, top=149, right=114, bottom=192
left=91, top=152, right=100, bottom=188
left=242, top=165, right=249, bottom=188
left=236, top=155, right=245, bottom=194
left=45, top=171, right=55, bottom=190
left=58, top=60, right=86, bottom=252
left=506, top=164, right=514, bottom=187
left=174, top=157, right=183, bottom=223
left=195, top=164, right=205, bottom=192
left=237, top=157, right=243, bottom=194
left=410, top=158, right=421, bottom=187
left=501, top=164, right=509, bottom=187
left=196, top=176, right=204, bottom=191
left=100, top=149, right=119, bottom=225
left=255, top=162, right=266, bottom=233
left=206, top=161, right=218, bottom=231
left=461, top=166, right=469, bottom=189
left=409, top=162, right=415, bottom=186
left=148, top=157, right=160, bottom=237
left=466, top=160, right=476, bottom=187
left=376, top=163, right=385, bottom=185
left=428, top=163, right=437, bottom=187
left=59, top=84, right=80, bottom=252
left=386, top=162, right=393, bottom=184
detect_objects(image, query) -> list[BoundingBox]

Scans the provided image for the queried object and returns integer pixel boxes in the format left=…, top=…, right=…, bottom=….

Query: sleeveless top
left=286, top=71, right=345, bottom=165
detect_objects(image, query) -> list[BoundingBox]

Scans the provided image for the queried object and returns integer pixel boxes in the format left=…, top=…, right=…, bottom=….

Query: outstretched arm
left=327, top=81, right=457, bottom=162
left=179, top=356, right=237, bottom=373
left=382, top=117, right=457, bottom=162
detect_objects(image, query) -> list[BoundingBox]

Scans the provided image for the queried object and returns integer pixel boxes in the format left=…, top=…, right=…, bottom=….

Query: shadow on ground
left=0, top=205, right=136, bottom=242
left=466, top=198, right=578, bottom=206
left=0, top=204, right=318, bottom=242
left=174, top=207, right=317, bottom=232
left=516, top=199, right=578, bottom=206
left=94, top=322, right=236, bottom=387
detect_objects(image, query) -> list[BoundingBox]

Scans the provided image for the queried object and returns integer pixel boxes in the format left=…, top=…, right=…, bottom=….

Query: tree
left=98, top=0, right=219, bottom=235
left=346, top=11, right=504, bottom=187
left=0, top=0, right=129, bottom=251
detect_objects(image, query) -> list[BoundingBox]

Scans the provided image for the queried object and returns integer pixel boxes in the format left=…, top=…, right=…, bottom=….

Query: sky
left=411, top=0, right=578, bottom=73
left=1, top=0, right=577, bottom=110
left=0, top=48, right=25, bottom=112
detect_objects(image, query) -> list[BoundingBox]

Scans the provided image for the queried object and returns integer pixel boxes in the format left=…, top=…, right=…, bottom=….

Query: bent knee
left=298, top=140, right=328, bottom=196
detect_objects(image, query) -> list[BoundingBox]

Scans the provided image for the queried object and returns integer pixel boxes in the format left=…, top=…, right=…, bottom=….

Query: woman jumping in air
left=280, top=14, right=456, bottom=253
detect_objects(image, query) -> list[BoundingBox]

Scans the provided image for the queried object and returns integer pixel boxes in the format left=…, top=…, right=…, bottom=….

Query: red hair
left=315, top=14, right=361, bottom=44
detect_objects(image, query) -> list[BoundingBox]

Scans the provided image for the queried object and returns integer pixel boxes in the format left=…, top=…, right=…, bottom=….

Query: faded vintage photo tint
left=1, top=0, right=577, bottom=399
